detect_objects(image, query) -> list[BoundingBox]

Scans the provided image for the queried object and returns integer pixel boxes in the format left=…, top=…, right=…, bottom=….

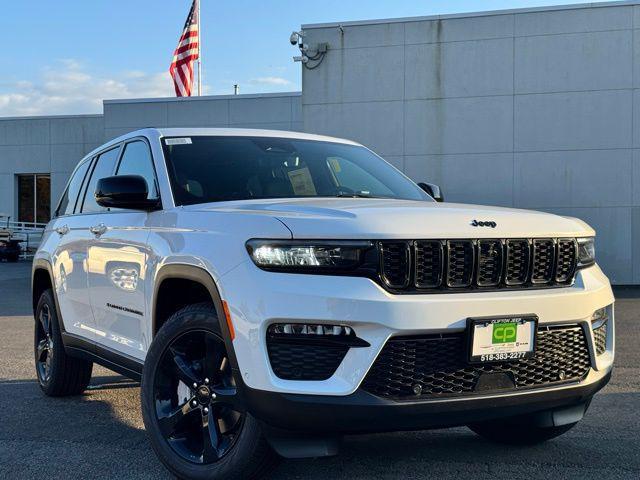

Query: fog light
left=269, top=323, right=353, bottom=336
left=267, top=323, right=369, bottom=347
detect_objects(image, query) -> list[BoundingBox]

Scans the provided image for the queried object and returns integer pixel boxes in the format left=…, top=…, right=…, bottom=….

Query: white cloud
left=0, top=59, right=175, bottom=116
left=249, top=76, right=292, bottom=86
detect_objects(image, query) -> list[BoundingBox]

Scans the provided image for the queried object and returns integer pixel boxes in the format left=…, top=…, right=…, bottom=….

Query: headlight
left=577, top=237, right=595, bottom=267
left=246, top=240, right=373, bottom=272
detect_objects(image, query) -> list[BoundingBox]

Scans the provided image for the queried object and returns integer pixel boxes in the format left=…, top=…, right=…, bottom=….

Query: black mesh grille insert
left=556, top=239, right=578, bottom=283
left=379, top=242, right=410, bottom=288
left=505, top=240, right=530, bottom=285
left=593, top=322, right=607, bottom=356
left=476, top=240, right=503, bottom=286
left=415, top=241, right=443, bottom=288
left=361, top=325, right=591, bottom=400
left=446, top=241, right=474, bottom=287
left=531, top=239, right=555, bottom=283
left=267, top=342, right=348, bottom=380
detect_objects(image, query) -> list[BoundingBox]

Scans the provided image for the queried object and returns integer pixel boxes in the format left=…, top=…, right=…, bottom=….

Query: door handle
left=55, top=225, right=69, bottom=236
left=90, top=223, right=107, bottom=236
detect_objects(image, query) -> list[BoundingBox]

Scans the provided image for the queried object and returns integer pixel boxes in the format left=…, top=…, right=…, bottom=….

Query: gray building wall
left=301, top=1, right=640, bottom=284
left=103, top=92, right=302, bottom=140
left=0, top=115, right=104, bottom=219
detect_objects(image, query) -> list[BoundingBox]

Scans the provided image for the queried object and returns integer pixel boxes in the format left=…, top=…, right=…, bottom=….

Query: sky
left=0, top=0, right=600, bottom=116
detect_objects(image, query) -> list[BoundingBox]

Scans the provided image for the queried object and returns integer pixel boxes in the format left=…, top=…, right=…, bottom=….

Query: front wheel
left=141, top=303, right=278, bottom=480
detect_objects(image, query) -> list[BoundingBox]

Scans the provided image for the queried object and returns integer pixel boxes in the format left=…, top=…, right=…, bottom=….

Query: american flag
left=169, top=0, right=200, bottom=97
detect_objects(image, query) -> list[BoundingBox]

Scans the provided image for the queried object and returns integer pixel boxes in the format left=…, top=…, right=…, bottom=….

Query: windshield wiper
left=334, top=192, right=378, bottom=198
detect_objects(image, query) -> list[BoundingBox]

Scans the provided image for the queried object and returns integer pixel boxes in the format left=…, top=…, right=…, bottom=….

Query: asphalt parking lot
left=0, top=261, right=639, bottom=479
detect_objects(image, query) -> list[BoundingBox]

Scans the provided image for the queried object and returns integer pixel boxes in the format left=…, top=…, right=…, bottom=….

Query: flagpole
left=197, top=0, right=202, bottom=96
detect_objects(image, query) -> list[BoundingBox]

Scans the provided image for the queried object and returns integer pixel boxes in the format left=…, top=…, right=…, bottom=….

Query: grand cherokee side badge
left=470, top=219, right=497, bottom=228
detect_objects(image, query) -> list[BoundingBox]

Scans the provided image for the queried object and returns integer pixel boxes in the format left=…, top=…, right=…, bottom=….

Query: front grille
left=593, top=322, right=607, bottom=355
left=556, top=239, right=578, bottom=283
left=379, top=242, right=410, bottom=289
left=415, top=241, right=443, bottom=288
left=446, top=241, right=474, bottom=287
left=361, top=325, right=591, bottom=400
left=267, top=342, right=348, bottom=380
left=505, top=239, right=530, bottom=285
left=378, top=238, right=578, bottom=293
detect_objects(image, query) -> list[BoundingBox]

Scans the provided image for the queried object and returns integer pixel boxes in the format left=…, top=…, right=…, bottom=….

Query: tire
left=34, top=289, right=93, bottom=396
left=141, top=302, right=279, bottom=480
left=469, top=415, right=578, bottom=445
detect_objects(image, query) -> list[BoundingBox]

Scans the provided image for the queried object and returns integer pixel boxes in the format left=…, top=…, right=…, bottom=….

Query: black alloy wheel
left=35, top=303, right=54, bottom=383
left=153, top=329, right=245, bottom=464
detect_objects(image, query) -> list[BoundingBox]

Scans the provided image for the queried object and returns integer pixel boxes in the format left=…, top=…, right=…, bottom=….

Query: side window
left=81, top=147, right=121, bottom=213
left=55, top=160, right=91, bottom=217
left=116, top=141, right=159, bottom=199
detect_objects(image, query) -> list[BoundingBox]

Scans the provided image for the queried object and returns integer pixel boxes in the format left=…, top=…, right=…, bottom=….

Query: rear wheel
left=141, top=303, right=278, bottom=480
left=34, top=289, right=93, bottom=396
left=469, top=416, right=578, bottom=445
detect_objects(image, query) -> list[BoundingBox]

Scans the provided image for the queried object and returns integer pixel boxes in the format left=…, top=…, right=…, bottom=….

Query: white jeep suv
left=32, top=128, right=614, bottom=479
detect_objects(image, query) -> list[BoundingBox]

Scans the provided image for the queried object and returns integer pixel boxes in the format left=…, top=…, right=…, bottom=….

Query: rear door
left=50, top=158, right=96, bottom=340
left=86, top=139, right=159, bottom=361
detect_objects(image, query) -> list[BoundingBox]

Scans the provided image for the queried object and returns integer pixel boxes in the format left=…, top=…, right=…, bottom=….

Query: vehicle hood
left=190, top=198, right=594, bottom=239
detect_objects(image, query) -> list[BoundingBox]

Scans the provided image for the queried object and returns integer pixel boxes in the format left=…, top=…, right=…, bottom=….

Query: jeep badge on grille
left=470, top=220, right=497, bottom=228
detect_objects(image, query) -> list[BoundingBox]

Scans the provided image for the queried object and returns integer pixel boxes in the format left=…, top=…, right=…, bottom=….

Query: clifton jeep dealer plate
left=468, top=316, right=537, bottom=364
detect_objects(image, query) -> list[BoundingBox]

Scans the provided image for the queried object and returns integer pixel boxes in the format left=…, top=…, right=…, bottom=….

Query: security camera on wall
left=290, top=31, right=302, bottom=45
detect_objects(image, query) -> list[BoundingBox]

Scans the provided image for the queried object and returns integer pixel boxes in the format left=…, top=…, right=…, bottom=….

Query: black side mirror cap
left=95, top=175, right=160, bottom=211
left=418, top=182, right=444, bottom=202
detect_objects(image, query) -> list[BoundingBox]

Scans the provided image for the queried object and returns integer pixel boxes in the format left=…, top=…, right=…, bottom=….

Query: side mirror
left=95, top=175, right=160, bottom=211
left=418, top=182, right=444, bottom=202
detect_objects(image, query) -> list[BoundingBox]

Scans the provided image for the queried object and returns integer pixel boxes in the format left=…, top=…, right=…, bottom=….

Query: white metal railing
left=0, top=219, right=47, bottom=260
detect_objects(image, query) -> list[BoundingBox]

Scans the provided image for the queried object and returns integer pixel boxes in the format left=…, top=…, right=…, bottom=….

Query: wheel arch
left=32, top=258, right=61, bottom=322
left=152, top=264, right=238, bottom=368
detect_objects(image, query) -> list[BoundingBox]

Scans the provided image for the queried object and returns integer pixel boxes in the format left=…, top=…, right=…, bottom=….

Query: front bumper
left=219, top=261, right=615, bottom=396
left=242, top=368, right=611, bottom=434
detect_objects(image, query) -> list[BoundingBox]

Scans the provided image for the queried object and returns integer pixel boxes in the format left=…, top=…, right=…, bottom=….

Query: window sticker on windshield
left=328, top=157, right=342, bottom=173
left=288, top=167, right=317, bottom=196
left=165, top=137, right=192, bottom=145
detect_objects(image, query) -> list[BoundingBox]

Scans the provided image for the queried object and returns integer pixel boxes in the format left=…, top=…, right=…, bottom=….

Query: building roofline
left=301, top=1, right=638, bottom=29
left=104, top=91, right=302, bottom=105
left=0, top=113, right=103, bottom=122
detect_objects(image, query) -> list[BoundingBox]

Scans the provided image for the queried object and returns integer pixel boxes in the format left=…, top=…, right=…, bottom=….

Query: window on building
left=17, top=174, right=51, bottom=224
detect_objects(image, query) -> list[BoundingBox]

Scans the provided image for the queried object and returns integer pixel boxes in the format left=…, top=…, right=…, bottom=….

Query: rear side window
left=56, top=160, right=91, bottom=217
left=81, top=146, right=121, bottom=213
left=116, top=141, right=159, bottom=199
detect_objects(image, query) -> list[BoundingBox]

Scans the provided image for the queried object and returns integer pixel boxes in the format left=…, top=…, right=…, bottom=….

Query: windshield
left=161, top=136, right=430, bottom=205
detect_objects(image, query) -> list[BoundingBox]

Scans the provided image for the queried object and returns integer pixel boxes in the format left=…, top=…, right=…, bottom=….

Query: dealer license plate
left=468, top=316, right=537, bottom=363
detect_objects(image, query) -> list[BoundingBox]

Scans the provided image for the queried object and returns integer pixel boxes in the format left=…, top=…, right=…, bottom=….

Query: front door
left=86, top=212, right=151, bottom=360
left=86, top=139, right=159, bottom=361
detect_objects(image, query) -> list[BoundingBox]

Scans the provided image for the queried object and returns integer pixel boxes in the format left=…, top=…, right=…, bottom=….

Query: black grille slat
left=556, top=239, right=578, bottom=283
left=362, top=325, right=591, bottom=400
left=415, top=241, right=443, bottom=288
left=446, top=241, right=474, bottom=287
left=267, top=342, right=349, bottom=380
left=531, top=239, right=555, bottom=284
left=593, top=323, right=607, bottom=356
left=379, top=242, right=410, bottom=289
left=476, top=240, right=503, bottom=286
left=505, top=239, right=530, bottom=285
